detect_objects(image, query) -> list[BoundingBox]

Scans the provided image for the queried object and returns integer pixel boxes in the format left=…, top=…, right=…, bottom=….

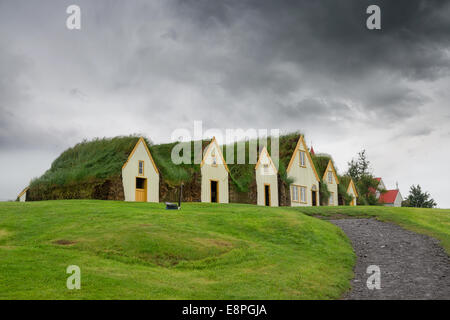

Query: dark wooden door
left=210, top=180, right=218, bottom=203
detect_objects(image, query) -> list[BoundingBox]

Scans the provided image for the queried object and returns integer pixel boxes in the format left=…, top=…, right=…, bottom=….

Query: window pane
left=136, top=177, right=145, bottom=189
left=299, top=151, right=305, bottom=166
left=292, top=186, right=298, bottom=201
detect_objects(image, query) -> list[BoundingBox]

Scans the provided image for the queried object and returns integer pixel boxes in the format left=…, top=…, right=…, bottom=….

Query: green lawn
left=0, top=200, right=354, bottom=300
left=296, top=206, right=450, bottom=254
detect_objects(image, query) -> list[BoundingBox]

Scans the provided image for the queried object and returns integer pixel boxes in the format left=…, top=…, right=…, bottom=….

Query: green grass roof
left=338, top=175, right=352, bottom=189
left=30, top=136, right=141, bottom=188
left=29, top=133, right=303, bottom=192
left=312, top=153, right=338, bottom=181
left=223, top=132, right=301, bottom=192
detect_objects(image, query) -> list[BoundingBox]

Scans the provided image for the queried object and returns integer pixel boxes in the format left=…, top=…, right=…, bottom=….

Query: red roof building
left=379, top=189, right=403, bottom=207
left=369, top=177, right=385, bottom=197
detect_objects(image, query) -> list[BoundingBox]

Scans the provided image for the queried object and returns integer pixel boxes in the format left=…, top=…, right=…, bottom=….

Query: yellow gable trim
left=17, top=187, right=29, bottom=198
left=323, top=160, right=340, bottom=184
left=347, top=178, right=358, bottom=197
left=286, top=135, right=320, bottom=182
left=255, top=146, right=278, bottom=174
left=200, top=137, right=230, bottom=173
left=122, top=137, right=159, bottom=175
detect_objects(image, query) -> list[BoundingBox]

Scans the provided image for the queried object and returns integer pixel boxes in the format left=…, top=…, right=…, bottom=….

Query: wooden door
left=135, top=177, right=147, bottom=202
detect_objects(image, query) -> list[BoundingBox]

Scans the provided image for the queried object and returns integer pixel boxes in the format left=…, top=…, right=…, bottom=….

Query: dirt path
left=329, top=218, right=450, bottom=300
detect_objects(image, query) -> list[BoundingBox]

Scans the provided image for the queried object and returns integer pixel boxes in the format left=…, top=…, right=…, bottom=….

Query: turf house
left=255, top=146, right=279, bottom=207
left=22, top=132, right=367, bottom=208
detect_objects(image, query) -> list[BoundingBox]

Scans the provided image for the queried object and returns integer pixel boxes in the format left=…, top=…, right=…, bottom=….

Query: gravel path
left=329, top=218, right=450, bottom=300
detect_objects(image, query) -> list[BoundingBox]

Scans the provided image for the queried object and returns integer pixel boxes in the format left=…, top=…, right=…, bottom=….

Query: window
left=291, top=185, right=307, bottom=203
left=263, top=164, right=269, bottom=174
left=291, top=185, right=299, bottom=202
left=299, top=151, right=306, bottom=167
left=300, top=186, right=307, bottom=203
left=329, top=193, right=334, bottom=205
left=138, top=161, right=144, bottom=175
left=328, top=171, right=333, bottom=183
left=136, top=177, right=145, bottom=189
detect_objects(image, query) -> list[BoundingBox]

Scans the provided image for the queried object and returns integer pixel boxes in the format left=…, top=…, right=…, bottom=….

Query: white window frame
left=138, top=160, right=144, bottom=176
left=291, top=185, right=299, bottom=202
left=328, top=171, right=333, bottom=183
left=300, top=186, right=307, bottom=203
left=299, top=151, right=306, bottom=167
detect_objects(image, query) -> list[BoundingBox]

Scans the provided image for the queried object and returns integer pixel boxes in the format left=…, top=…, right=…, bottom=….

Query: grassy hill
left=1, top=201, right=449, bottom=299
left=0, top=200, right=354, bottom=299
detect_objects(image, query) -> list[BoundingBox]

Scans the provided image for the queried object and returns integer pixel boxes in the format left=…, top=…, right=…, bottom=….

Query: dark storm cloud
left=153, top=0, right=450, bottom=125
left=174, top=0, right=450, bottom=80
left=0, top=45, right=76, bottom=151
left=283, top=98, right=354, bottom=122
left=0, top=0, right=448, bottom=146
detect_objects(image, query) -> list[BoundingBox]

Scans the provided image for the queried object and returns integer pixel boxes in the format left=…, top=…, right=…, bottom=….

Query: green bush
left=319, top=179, right=331, bottom=206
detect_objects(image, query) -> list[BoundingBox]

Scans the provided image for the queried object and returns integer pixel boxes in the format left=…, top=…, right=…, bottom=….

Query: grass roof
left=223, top=132, right=301, bottom=192
left=149, top=140, right=210, bottom=186
left=312, top=153, right=336, bottom=180
left=29, top=133, right=303, bottom=193
left=30, top=136, right=141, bottom=188
left=338, top=175, right=352, bottom=189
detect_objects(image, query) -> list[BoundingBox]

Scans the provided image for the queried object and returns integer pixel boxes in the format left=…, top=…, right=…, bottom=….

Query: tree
left=347, top=150, right=378, bottom=205
left=403, top=185, right=437, bottom=208
left=347, top=149, right=371, bottom=182
left=356, top=174, right=380, bottom=205
left=319, top=179, right=331, bottom=206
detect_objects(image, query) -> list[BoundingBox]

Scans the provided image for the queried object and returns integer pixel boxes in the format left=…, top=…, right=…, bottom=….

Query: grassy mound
left=30, top=136, right=140, bottom=187
left=0, top=200, right=354, bottom=299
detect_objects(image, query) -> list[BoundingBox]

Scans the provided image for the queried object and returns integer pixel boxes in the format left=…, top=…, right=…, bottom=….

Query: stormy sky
left=1, top=0, right=449, bottom=207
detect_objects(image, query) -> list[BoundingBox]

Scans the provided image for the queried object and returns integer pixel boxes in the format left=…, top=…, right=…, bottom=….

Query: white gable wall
left=376, top=178, right=386, bottom=199
left=255, top=150, right=278, bottom=207
left=324, top=176, right=338, bottom=206
left=394, top=191, right=403, bottom=207
left=287, top=144, right=319, bottom=206
left=201, top=142, right=229, bottom=203
left=19, top=192, right=26, bottom=202
left=323, top=167, right=338, bottom=206
left=347, top=182, right=357, bottom=206
left=378, top=179, right=386, bottom=190
left=122, top=140, right=159, bottom=202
